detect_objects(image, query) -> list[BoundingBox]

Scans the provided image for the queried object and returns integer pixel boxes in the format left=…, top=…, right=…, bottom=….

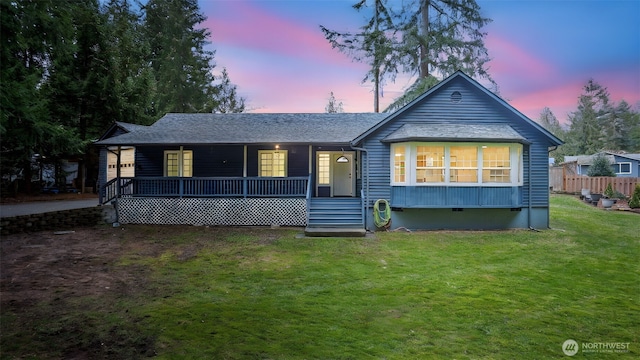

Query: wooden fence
left=563, top=174, right=639, bottom=196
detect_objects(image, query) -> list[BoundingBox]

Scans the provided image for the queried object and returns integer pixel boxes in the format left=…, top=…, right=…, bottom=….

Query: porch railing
left=101, top=176, right=310, bottom=204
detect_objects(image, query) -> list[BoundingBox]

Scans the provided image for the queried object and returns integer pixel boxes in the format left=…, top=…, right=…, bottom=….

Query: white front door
left=332, top=153, right=354, bottom=196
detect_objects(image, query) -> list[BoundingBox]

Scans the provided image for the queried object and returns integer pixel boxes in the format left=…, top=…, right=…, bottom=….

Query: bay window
left=391, top=142, right=522, bottom=186
left=416, top=146, right=444, bottom=183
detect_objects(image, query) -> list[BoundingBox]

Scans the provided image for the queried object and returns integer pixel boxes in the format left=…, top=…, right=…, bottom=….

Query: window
left=394, top=146, right=406, bottom=183
left=482, top=146, right=511, bottom=183
left=613, top=162, right=631, bottom=174
left=259, top=150, right=287, bottom=177
left=415, top=145, right=444, bottom=183
left=318, top=153, right=330, bottom=184
left=164, top=149, right=193, bottom=177
left=450, top=146, right=477, bottom=183
left=390, top=142, right=522, bottom=186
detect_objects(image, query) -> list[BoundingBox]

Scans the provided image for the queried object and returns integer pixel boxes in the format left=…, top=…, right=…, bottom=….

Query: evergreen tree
left=1, top=0, right=84, bottom=192
left=104, top=0, right=157, bottom=124
left=537, top=107, right=566, bottom=162
left=325, top=92, right=344, bottom=113
left=321, top=0, right=397, bottom=112
left=143, top=0, right=216, bottom=115
left=587, top=153, right=615, bottom=177
left=538, top=107, right=564, bottom=138
left=321, top=0, right=494, bottom=112
left=563, top=79, right=611, bottom=155
left=211, top=68, right=246, bottom=113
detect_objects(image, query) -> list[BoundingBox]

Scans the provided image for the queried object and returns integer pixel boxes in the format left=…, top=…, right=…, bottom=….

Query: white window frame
left=390, top=142, right=523, bottom=186
left=258, top=150, right=288, bottom=177
left=164, top=147, right=193, bottom=177
left=317, top=152, right=331, bottom=185
left=613, top=162, right=632, bottom=175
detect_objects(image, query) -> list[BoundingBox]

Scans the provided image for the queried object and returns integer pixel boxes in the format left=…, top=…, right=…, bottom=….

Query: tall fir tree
left=321, top=0, right=493, bottom=112
left=104, top=0, right=157, bottom=125
left=143, top=0, right=216, bottom=115
left=1, top=0, right=84, bottom=192
left=321, top=0, right=397, bottom=112
left=212, top=68, right=246, bottom=113
left=564, top=79, right=611, bottom=155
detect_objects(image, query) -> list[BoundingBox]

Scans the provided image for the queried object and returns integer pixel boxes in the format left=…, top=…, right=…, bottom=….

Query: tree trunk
left=419, top=0, right=430, bottom=79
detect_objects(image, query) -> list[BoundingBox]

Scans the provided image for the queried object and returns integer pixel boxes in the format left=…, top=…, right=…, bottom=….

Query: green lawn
left=2, top=195, right=638, bottom=359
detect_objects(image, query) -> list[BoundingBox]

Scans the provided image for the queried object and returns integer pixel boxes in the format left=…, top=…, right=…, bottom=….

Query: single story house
left=95, top=71, right=563, bottom=235
left=562, top=152, right=640, bottom=177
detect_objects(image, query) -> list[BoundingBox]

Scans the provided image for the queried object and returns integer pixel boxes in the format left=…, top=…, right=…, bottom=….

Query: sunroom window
left=482, top=146, right=511, bottom=183
left=391, top=142, right=522, bottom=186
left=416, top=146, right=444, bottom=183
left=393, top=146, right=406, bottom=183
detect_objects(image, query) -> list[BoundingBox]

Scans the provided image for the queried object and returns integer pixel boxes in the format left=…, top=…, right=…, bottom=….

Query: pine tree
left=104, top=0, right=157, bottom=125
left=321, top=0, right=397, bottom=112
left=143, top=0, right=216, bottom=115
left=629, top=185, right=640, bottom=208
left=325, top=92, right=344, bottom=113
left=587, top=153, right=615, bottom=177
left=321, top=0, right=494, bottom=112
left=564, top=79, right=612, bottom=155
left=1, top=0, right=84, bottom=193
left=211, top=68, right=246, bottom=113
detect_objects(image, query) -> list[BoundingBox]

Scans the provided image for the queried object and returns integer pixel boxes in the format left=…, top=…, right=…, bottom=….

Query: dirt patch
left=0, top=224, right=291, bottom=359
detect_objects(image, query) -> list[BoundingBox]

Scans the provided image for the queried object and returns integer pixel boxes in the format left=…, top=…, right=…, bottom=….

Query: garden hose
left=373, top=199, right=391, bottom=229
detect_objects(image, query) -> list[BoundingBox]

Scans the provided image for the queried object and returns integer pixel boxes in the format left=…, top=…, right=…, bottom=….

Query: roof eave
left=380, top=137, right=531, bottom=144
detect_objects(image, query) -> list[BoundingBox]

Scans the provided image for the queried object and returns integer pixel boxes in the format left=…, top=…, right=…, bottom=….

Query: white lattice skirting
left=116, top=198, right=307, bottom=226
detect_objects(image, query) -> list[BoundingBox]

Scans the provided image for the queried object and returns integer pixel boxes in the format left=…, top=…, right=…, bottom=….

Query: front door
left=332, top=153, right=354, bottom=196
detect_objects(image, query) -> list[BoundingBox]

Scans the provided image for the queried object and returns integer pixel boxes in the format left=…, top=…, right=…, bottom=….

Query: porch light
left=275, top=144, right=280, bottom=150
left=336, top=156, right=349, bottom=163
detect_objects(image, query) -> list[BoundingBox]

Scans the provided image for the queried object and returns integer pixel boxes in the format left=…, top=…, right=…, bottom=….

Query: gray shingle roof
left=381, top=123, right=530, bottom=143
left=96, top=113, right=387, bottom=146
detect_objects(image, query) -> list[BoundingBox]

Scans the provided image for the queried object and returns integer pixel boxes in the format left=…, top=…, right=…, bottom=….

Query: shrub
left=629, top=185, right=640, bottom=208
left=604, top=183, right=614, bottom=198
left=587, top=154, right=616, bottom=177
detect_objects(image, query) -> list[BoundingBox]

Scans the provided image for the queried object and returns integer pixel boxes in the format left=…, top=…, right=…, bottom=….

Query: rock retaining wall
left=0, top=206, right=115, bottom=235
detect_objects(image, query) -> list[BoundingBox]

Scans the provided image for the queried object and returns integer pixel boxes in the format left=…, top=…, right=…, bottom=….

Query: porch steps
left=305, top=198, right=366, bottom=237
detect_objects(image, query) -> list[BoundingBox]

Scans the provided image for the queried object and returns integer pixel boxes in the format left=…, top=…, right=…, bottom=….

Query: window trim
left=163, top=147, right=193, bottom=177
left=258, top=150, right=288, bottom=177
left=613, top=162, right=632, bottom=175
left=390, top=142, right=522, bottom=187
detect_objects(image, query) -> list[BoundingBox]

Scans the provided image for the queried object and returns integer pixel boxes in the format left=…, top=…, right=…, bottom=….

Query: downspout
left=350, top=144, right=369, bottom=230
left=528, top=146, right=534, bottom=230
left=547, top=146, right=558, bottom=228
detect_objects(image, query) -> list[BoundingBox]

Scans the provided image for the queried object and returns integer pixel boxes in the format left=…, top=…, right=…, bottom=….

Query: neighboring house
left=95, top=71, right=563, bottom=234
left=562, top=152, right=640, bottom=177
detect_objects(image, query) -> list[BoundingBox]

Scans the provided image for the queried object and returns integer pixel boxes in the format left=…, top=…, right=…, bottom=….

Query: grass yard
left=1, top=194, right=638, bottom=359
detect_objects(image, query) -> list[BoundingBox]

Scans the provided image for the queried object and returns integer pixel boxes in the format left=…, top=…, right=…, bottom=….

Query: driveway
left=0, top=198, right=100, bottom=218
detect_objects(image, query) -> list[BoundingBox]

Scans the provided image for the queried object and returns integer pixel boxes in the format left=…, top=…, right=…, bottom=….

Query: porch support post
left=308, top=145, right=312, bottom=175
left=116, top=146, right=121, bottom=198
left=243, top=145, right=247, bottom=178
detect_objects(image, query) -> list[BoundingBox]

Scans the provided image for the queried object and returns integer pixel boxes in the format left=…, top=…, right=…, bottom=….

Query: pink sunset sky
left=200, top=0, right=640, bottom=125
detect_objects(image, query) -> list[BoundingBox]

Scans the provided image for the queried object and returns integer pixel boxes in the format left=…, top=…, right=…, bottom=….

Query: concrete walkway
left=0, top=199, right=100, bottom=218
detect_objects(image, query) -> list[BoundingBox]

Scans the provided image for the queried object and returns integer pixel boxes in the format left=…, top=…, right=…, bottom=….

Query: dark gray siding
left=194, top=145, right=243, bottom=177
left=359, top=76, right=556, bottom=209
